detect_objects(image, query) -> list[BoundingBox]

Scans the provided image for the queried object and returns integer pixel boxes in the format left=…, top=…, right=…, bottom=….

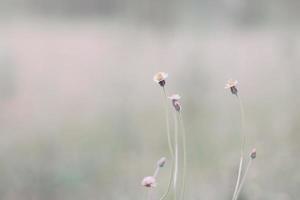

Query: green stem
left=157, top=87, right=175, bottom=200
left=159, top=162, right=174, bottom=200
left=238, top=95, right=246, bottom=159
left=173, top=111, right=179, bottom=200
left=159, top=161, right=174, bottom=200
left=163, top=87, right=174, bottom=157
left=232, top=155, right=243, bottom=200
left=147, top=188, right=152, bottom=200
left=234, top=159, right=252, bottom=200
left=153, top=166, right=160, bottom=178
left=232, top=95, right=246, bottom=200
left=179, top=113, right=187, bottom=200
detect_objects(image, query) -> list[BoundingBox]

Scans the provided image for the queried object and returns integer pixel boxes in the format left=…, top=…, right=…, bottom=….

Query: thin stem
left=153, top=166, right=160, bottom=178
left=238, top=95, right=246, bottom=158
left=234, top=159, right=253, bottom=200
left=162, top=87, right=174, bottom=157
left=232, top=95, right=246, bottom=200
left=159, top=161, right=174, bottom=200
left=173, top=111, right=179, bottom=200
left=179, top=113, right=187, bottom=200
left=147, top=189, right=152, bottom=200
left=232, top=156, right=243, bottom=200
left=157, top=87, right=175, bottom=200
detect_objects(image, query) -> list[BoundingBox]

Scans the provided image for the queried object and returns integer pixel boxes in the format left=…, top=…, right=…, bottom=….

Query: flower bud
left=250, top=148, right=256, bottom=159
left=157, top=157, right=167, bottom=167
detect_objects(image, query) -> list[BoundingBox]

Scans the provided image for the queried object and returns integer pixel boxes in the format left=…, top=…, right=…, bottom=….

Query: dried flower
left=225, top=79, right=238, bottom=95
left=157, top=157, right=167, bottom=168
left=153, top=72, right=168, bottom=87
left=250, top=148, right=256, bottom=159
left=141, top=176, right=157, bottom=188
left=168, top=94, right=181, bottom=112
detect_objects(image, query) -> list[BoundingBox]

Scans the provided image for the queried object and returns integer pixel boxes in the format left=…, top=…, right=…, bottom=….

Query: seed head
left=153, top=72, right=168, bottom=87
left=141, top=176, right=157, bottom=188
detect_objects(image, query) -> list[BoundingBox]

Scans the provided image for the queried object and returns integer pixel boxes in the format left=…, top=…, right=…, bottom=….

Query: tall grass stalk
left=234, top=158, right=253, bottom=200
left=179, top=113, right=187, bottom=200
left=159, top=162, right=174, bottom=200
left=162, top=87, right=174, bottom=157
left=232, top=95, right=246, bottom=200
left=158, top=87, right=175, bottom=200
left=173, top=111, right=179, bottom=200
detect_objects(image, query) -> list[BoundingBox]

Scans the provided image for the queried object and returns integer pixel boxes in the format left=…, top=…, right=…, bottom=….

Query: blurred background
left=0, top=0, right=299, bottom=199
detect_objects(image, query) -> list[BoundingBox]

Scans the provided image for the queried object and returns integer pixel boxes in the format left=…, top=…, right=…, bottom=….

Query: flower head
left=168, top=94, right=181, bottom=112
left=141, top=176, right=157, bottom=188
left=153, top=72, right=168, bottom=87
left=225, top=79, right=238, bottom=95
left=157, top=157, right=167, bottom=168
left=250, top=148, right=256, bottom=159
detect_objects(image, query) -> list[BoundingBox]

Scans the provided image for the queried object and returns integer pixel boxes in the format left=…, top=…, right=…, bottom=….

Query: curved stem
left=179, top=113, right=187, bottom=200
left=234, top=159, right=252, bottom=200
left=232, top=95, right=246, bottom=200
left=157, top=87, right=175, bottom=200
left=159, top=160, right=174, bottom=200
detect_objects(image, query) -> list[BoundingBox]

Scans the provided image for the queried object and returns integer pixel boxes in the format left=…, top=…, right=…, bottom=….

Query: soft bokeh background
left=0, top=0, right=299, bottom=199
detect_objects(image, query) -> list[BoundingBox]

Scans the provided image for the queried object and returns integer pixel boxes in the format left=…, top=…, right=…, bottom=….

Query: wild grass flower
left=168, top=94, right=182, bottom=190
left=225, top=79, right=247, bottom=200
left=153, top=72, right=168, bottom=87
left=153, top=72, right=174, bottom=200
left=142, top=157, right=167, bottom=200
left=141, top=176, right=157, bottom=188
left=153, top=72, right=173, bottom=156
left=225, top=79, right=238, bottom=96
left=168, top=93, right=187, bottom=200
left=152, top=73, right=187, bottom=200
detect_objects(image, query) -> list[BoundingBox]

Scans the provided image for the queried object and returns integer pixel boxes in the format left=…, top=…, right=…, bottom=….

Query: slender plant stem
left=179, top=113, right=187, bottom=200
left=232, top=95, right=246, bottom=200
left=153, top=166, right=160, bottom=178
left=157, top=87, right=175, bottom=200
left=159, top=161, right=174, bottom=200
left=162, top=87, right=174, bottom=157
left=232, top=156, right=243, bottom=200
left=173, top=111, right=179, bottom=200
left=238, top=95, right=246, bottom=159
left=147, top=188, right=152, bottom=200
left=234, top=159, right=252, bottom=200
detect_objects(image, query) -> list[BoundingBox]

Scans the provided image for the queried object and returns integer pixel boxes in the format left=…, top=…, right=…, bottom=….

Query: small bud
left=168, top=94, right=181, bottom=112
left=250, top=148, right=256, bottom=159
left=157, top=157, right=167, bottom=167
